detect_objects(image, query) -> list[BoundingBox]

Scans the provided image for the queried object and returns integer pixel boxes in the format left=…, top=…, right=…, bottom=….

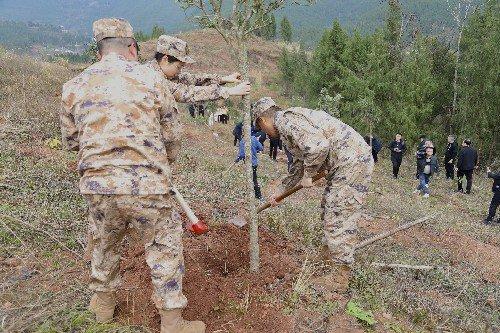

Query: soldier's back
left=62, top=53, right=175, bottom=195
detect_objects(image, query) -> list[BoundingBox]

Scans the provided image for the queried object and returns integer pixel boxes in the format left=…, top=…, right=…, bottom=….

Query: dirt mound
left=115, top=224, right=302, bottom=332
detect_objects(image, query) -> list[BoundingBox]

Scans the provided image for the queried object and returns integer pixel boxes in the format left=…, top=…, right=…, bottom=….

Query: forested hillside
left=278, top=1, right=499, bottom=162
left=0, top=0, right=483, bottom=46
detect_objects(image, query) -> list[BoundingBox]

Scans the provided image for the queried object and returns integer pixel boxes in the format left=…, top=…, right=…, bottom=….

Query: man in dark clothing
left=415, top=135, right=427, bottom=178
left=457, top=139, right=478, bottom=194
left=484, top=164, right=500, bottom=225
left=364, top=135, right=382, bottom=163
left=388, top=133, right=406, bottom=178
left=188, top=104, right=196, bottom=118
left=233, top=122, right=243, bottom=146
left=444, top=135, right=458, bottom=180
left=414, top=142, right=439, bottom=198
left=269, top=137, right=282, bottom=160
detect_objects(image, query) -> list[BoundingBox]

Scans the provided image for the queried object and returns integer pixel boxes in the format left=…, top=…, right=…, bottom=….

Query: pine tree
left=280, top=17, right=293, bottom=42
left=151, top=25, right=166, bottom=39
left=385, top=0, right=403, bottom=64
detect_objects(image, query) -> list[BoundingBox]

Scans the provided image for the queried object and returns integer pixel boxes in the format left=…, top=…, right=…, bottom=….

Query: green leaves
left=346, top=301, right=377, bottom=326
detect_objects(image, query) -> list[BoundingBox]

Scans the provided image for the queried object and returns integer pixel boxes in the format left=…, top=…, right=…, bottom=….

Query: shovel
left=257, top=171, right=327, bottom=213
left=169, top=187, right=208, bottom=235
left=228, top=171, right=327, bottom=227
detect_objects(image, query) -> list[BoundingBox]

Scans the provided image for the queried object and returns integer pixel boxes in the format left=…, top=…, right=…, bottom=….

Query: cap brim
left=179, top=56, right=195, bottom=64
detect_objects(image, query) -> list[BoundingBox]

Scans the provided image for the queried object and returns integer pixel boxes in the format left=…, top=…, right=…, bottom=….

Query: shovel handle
left=257, top=171, right=327, bottom=214
left=170, top=187, right=199, bottom=224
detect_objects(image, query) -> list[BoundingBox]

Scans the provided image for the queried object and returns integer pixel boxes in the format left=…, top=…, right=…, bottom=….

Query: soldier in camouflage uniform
left=61, top=18, right=205, bottom=333
left=251, top=97, right=374, bottom=268
left=147, top=35, right=251, bottom=103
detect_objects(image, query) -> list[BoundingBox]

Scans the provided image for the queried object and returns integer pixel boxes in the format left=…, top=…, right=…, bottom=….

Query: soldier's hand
left=300, top=176, right=314, bottom=188
left=222, top=72, right=242, bottom=83
left=227, top=81, right=251, bottom=96
left=487, top=167, right=491, bottom=173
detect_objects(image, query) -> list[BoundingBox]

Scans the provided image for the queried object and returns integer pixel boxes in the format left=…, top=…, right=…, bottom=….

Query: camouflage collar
left=102, top=52, right=128, bottom=62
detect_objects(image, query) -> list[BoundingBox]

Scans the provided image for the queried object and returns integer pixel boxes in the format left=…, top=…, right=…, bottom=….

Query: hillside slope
left=0, top=32, right=498, bottom=332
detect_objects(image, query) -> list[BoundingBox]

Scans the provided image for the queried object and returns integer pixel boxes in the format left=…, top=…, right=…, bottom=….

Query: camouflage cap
left=93, top=18, right=134, bottom=42
left=156, top=35, right=195, bottom=64
left=252, top=97, right=277, bottom=125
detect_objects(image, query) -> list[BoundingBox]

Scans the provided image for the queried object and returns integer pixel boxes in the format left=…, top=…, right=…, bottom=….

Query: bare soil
left=115, top=224, right=302, bottom=332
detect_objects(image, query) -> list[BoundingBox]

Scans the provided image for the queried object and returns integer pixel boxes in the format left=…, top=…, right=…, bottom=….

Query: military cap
left=93, top=18, right=134, bottom=42
left=252, top=97, right=278, bottom=125
left=157, top=35, right=195, bottom=64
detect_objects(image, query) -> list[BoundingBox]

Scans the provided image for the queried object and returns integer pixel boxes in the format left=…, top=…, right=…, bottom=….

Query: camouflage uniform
left=151, top=34, right=229, bottom=103
left=272, top=106, right=373, bottom=264
left=146, top=60, right=229, bottom=104
left=61, top=19, right=187, bottom=310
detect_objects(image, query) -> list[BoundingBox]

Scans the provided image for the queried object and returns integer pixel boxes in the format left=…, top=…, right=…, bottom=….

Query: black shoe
left=465, top=191, right=471, bottom=195
left=484, top=219, right=493, bottom=225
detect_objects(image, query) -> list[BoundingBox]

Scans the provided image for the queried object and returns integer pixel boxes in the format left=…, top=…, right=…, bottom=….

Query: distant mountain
left=0, top=20, right=88, bottom=56
left=0, top=0, right=194, bottom=35
left=0, top=0, right=483, bottom=47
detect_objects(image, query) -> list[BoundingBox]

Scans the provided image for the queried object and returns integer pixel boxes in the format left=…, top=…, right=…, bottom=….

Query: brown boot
left=89, top=291, right=116, bottom=323
left=314, top=246, right=352, bottom=294
left=160, top=309, right=206, bottom=333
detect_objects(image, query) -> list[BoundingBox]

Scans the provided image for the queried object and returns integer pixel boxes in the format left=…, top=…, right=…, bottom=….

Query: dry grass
left=0, top=33, right=498, bottom=332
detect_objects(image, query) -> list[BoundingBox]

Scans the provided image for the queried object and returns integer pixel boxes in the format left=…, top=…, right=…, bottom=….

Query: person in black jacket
left=415, top=135, right=427, bottom=179
left=364, top=135, right=382, bottom=163
left=484, top=163, right=500, bottom=225
left=388, top=133, right=406, bottom=178
left=444, top=135, right=458, bottom=180
left=456, top=139, right=478, bottom=194
left=413, top=142, right=439, bottom=198
left=233, top=122, right=243, bottom=146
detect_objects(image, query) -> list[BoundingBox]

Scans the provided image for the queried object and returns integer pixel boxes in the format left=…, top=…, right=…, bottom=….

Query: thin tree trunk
left=239, top=41, right=260, bottom=272
left=451, top=28, right=463, bottom=134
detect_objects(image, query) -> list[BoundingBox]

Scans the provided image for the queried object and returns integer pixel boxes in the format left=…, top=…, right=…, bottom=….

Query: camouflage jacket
left=146, top=61, right=229, bottom=103
left=275, top=107, right=371, bottom=190
left=177, top=72, right=223, bottom=86
left=60, top=53, right=182, bottom=195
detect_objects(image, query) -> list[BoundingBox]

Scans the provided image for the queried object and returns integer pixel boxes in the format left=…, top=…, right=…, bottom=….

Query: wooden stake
left=371, top=262, right=435, bottom=270
left=355, top=215, right=435, bottom=251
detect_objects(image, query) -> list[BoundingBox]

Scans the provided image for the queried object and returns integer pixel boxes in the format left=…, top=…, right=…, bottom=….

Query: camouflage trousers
left=321, top=155, right=374, bottom=264
left=84, top=194, right=187, bottom=310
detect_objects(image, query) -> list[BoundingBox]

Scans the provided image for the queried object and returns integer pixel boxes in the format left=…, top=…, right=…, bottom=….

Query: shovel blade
left=228, top=215, right=247, bottom=228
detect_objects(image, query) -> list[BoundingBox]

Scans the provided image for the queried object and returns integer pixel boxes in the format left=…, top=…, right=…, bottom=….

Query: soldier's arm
left=281, top=158, right=305, bottom=191
left=59, top=98, right=79, bottom=152
left=177, top=72, right=223, bottom=86
left=158, top=83, right=183, bottom=164
left=167, top=80, right=230, bottom=104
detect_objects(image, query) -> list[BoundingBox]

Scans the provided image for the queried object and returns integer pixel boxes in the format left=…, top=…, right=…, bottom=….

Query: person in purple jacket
left=235, top=134, right=264, bottom=199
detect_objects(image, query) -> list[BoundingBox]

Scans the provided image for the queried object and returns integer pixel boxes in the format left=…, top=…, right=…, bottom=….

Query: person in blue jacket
left=235, top=134, right=264, bottom=199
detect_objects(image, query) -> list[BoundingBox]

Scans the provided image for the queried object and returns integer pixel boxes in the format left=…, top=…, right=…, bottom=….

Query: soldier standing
left=147, top=35, right=250, bottom=104
left=61, top=18, right=205, bottom=333
left=251, top=97, right=374, bottom=279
